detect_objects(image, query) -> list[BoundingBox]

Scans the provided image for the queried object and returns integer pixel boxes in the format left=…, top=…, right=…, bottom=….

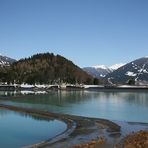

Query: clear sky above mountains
left=0, top=0, right=148, bottom=67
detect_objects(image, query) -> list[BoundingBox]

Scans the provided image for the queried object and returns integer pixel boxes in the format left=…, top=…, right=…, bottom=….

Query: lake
left=0, top=90, right=148, bottom=123
left=0, top=108, right=67, bottom=148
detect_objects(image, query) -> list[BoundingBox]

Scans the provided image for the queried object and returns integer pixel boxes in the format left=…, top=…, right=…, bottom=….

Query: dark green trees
left=127, top=78, right=135, bottom=85
left=1, top=53, right=93, bottom=85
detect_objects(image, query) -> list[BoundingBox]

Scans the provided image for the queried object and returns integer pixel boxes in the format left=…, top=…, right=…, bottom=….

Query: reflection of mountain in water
left=1, top=90, right=148, bottom=122
left=1, top=90, right=148, bottom=107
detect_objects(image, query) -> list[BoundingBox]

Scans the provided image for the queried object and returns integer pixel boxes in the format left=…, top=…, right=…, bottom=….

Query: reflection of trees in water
left=14, top=111, right=54, bottom=122
left=0, top=109, right=9, bottom=116
left=95, top=91, right=148, bottom=106
left=0, top=91, right=17, bottom=97
left=114, top=92, right=148, bottom=106
left=1, top=91, right=94, bottom=105
left=1, top=90, right=148, bottom=107
left=0, top=108, right=54, bottom=122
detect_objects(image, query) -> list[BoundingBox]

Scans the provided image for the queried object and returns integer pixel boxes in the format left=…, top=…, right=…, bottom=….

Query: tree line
left=0, top=53, right=100, bottom=85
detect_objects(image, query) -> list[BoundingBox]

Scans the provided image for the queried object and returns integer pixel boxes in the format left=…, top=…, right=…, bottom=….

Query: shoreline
left=0, top=104, right=148, bottom=148
left=1, top=84, right=148, bottom=92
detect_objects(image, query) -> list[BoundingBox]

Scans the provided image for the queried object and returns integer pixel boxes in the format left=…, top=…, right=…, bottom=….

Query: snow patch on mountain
left=92, top=65, right=108, bottom=70
left=0, top=55, right=16, bottom=67
left=143, top=69, right=148, bottom=73
left=126, top=71, right=137, bottom=77
left=100, top=74, right=106, bottom=77
left=83, top=63, right=124, bottom=79
left=0, top=61, right=9, bottom=65
left=109, top=63, right=125, bottom=70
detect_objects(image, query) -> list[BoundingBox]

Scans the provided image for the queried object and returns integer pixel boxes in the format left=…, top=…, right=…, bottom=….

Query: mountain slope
left=83, top=65, right=111, bottom=78
left=0, top=55, right=16, bottom=67
left=109, top=63, right=125, bottom=71
left=106, top=57, right=148, bottom=84
left=83, top=64, right=124, bottom=79
left=3, top=53, right=93, bottom=84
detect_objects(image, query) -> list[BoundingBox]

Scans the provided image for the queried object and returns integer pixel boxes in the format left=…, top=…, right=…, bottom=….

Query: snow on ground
left=118, top=85, right=148, bottom=88
left=35, top=84, right=46, bottom=88
left=20, top=84, right=34, bottom=88
left=84, top=85, right=104, bottom=88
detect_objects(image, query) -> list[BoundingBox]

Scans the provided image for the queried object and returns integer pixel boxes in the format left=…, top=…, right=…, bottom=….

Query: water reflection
left=0, top=90, right=148, bottom=122
left=0, top=108, right=67, bottom=148
left=0, top=108, right=54, bottom=122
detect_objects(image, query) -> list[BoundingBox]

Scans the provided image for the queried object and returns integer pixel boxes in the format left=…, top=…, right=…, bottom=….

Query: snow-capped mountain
left=0, top=55, right=16, bottom=67
left=92, top=65, right=109, bottom=70
left=109, top=63, right=125, bottom=71
left=83, top=66, right=110, bottom=78
left=83, top=64, right=124, bottom=79
left=106, top=57, right=148, bottom=84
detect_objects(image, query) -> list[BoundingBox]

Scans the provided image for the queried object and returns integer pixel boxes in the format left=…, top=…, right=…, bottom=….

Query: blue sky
left=0, top=0, right=148, bottom=67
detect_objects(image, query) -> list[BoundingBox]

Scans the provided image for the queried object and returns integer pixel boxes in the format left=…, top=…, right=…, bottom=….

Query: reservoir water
left=0, top=108, right=67, bottom=148
left=0, top=90, right=148, bottom=123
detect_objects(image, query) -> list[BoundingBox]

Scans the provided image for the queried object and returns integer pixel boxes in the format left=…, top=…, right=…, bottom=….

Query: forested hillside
left=0, top=53, right=94, bottom=85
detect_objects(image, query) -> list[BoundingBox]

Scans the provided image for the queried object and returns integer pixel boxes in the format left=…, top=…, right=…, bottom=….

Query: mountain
left=109, top=63, right=125, bottom=71
left=83, top=64, right=124, bottom=79
left=0, top=54, right=16, bottom=67
left=83, top=65, right=111, bottom=78
left=106, top=57, right=148, bottom=84
left=0, top=53, right=94, bottom=84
